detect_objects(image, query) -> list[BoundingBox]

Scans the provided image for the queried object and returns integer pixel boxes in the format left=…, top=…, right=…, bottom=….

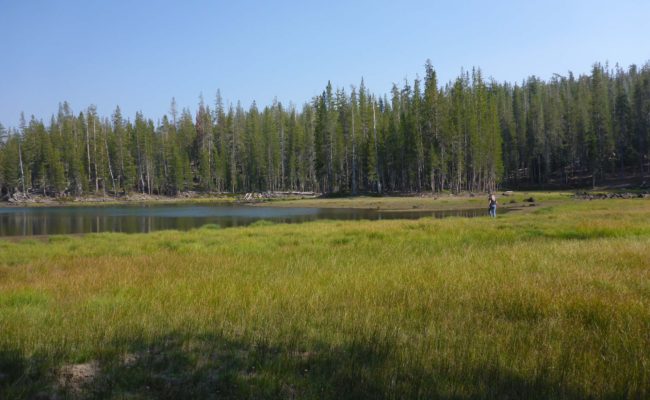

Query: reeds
left=0, top=198, right=648, bottom=398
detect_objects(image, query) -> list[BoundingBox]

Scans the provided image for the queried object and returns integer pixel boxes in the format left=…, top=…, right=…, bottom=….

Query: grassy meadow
left=260, top=191, right=573, bottom=211
left=0, top=196, right=649, bottom=399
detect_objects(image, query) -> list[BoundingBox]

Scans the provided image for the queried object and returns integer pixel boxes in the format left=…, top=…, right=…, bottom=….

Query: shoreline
left=1, top=189, right=646, bottom=212
left=0, top=192, right=237, bottom=207
left=0, top=191, right=546, bottom=209
left=0, top=191, right=321, bottom=208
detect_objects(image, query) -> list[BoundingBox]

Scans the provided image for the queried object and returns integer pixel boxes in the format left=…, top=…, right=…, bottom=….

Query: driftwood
left=574, top=191, right=649, bottom=200
left=6, top=191, right=33, bottom=203
left=242, top=191, right=317, bottom=201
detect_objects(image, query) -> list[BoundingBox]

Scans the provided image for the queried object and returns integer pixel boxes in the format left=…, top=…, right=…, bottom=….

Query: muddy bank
left=573, top=191, right=650, bottom=200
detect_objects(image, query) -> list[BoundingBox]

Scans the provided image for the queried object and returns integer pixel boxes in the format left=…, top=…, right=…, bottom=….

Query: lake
left=0, top=203, right=503, bottom=236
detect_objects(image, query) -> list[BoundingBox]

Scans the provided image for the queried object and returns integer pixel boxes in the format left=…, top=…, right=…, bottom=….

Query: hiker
left=488, top=194, right=497, bottom=218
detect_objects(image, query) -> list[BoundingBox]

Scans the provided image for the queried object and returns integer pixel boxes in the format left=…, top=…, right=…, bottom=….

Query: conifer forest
left=1, top=61, right=649, bottom=197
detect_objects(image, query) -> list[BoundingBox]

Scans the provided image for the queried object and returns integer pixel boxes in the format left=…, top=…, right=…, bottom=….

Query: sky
left=1, top=0, right=649, bottom=128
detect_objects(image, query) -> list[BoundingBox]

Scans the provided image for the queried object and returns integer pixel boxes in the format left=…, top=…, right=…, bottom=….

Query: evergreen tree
left=2, top=60, right=649, bottom=197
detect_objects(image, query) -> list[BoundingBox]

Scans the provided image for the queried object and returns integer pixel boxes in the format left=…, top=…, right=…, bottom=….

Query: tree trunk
left=372, top=101, right=382, bottom=194
left=92, top=118, right=99, bottom=193
left=104, top=126, right=116, bottom=194
left=86, top=121, right=92, bottom=190
left=351, top=103, right=356, bottom=195
left=18, top=140, right=26, bottom=193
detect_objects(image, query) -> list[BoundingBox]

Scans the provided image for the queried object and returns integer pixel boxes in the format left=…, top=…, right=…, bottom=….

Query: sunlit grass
left=264, top=191, right=573, bottom=210
left=0, top=199, right=649, bottom=399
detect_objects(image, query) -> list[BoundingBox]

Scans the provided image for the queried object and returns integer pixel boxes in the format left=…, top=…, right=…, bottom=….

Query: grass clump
left=0, top=290, right=49, bottom=308
left=249, top=219, right=276, bottom=227
left=200, top=223, right=221, bottom=230
left=0, top=199, right=649, bottom=398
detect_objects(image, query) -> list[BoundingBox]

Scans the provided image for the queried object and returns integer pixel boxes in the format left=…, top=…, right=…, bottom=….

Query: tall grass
left=264, top=191, right=573, bottom=210
left=0, top=199, right=649, bottom=399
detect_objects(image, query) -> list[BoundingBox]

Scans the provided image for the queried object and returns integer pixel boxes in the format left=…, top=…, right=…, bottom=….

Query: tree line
left=1, top=60, right=649, bottom=197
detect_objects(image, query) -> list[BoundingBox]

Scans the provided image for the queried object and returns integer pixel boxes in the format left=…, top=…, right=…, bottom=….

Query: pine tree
left=423, top=60, right=441, bottom=191
left=2, top=60, right=649, bottom=197
left=613, top=68, right=633, bottom=176
left=2, top=133, right=21, bottom=193
left=213, top=90, right=228, bottom=192
left=633, top=69, right=650, bottom=175
left=590, top=63, right=613, bottom=185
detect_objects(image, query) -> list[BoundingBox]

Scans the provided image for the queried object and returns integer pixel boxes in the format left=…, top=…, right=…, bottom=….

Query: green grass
left=0, top=199, right=649, bottom=399
left=263, top=191, right=573, bottom=211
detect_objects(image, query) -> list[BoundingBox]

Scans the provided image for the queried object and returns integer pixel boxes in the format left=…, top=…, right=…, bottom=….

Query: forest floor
left=1, top=197, right=649, bottom=399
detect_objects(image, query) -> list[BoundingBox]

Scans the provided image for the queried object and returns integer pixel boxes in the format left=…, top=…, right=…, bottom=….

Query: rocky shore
left=0, top=190, right=318, bottom=206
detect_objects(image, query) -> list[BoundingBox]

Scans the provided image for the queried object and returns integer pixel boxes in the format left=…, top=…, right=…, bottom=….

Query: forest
left=1, top=60, right=649, bottom=197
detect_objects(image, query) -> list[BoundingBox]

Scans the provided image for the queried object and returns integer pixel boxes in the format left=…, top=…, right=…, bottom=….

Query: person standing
left=488, top=194, right=497, bottom=218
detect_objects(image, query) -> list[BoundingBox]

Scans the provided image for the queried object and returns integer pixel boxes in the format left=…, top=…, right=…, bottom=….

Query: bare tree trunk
left=267, top=144, right=273, bottom=191
left=372, top=101, right=382, bottom=194
left=134, top=129, right=144, bottom=194
left=103, top=126, right=116, bottom=194
left=208, top=128, right=213, bottom=190
left=280, top=120, right=285, bottom=189
left=161, top=130, right=168, bottom=186
left=18, top=140, right=26, bottom=193
left=143, top=133, right=151, bottom=195
left=85, top=121, right=92, bottom=190
left=328, top=126, right=333, bottom=194
left=92, top=118, right=99, bottom=193
left=592, top=169, right=596, bottom=189
left=351, top=103, right=356, bottom=195
left=440, top=146, right=446, bottom=192
left=231, top=124, right=237, bottom=194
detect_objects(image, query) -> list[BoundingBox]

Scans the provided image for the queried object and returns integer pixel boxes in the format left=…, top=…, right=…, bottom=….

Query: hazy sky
left=1, top=0, right=649, bottom=128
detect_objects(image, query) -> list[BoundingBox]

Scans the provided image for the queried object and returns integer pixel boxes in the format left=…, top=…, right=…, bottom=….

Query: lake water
left=0, top=203, right=503, bottom=236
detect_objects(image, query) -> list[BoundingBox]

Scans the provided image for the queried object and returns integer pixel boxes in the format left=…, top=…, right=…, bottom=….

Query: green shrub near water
left=0, top=199, right=649, bottom=399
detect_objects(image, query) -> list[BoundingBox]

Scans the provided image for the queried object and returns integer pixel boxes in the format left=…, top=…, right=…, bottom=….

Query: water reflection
left=0, top=204, right=504, bottom=237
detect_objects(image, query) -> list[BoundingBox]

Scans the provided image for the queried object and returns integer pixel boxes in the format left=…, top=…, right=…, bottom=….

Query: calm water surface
left=0, top=203, right=504, bottom=236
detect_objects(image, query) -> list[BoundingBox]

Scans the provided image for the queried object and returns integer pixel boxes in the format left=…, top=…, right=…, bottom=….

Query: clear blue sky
left=1, top=0, right=649, bottom=128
